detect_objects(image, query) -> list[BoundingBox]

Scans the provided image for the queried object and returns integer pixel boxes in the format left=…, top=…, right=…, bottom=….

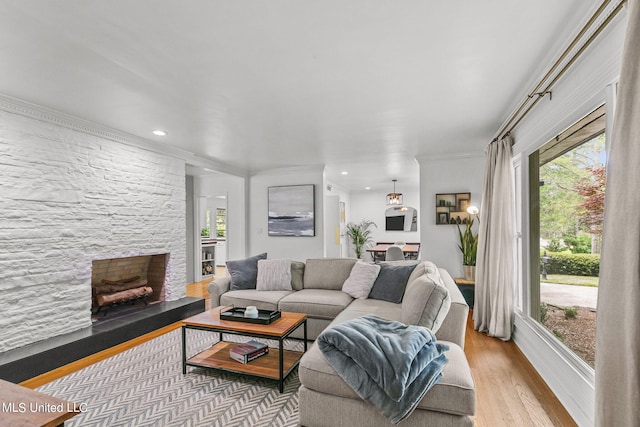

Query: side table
left=454, top=278, right=475, bottom=309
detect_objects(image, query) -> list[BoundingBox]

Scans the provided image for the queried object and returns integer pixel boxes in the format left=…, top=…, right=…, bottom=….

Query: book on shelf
left=229, top=340, right=269, bottom=364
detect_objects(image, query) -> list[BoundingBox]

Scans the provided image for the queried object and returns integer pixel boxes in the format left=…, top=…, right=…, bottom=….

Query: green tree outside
left=539, top=134, right=605, bottom=254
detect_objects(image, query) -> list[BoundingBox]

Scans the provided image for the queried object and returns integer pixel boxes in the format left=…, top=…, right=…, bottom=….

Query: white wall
left=249, top=166, right=325, bottom=261
left=348, top=186, right=421, bottom=261
left=324, top=194, right=341, bottom=258
left=324, top=182, right=350, bottom=257
left=510, top=10, right=627, bottom=427
left=185, top=175, right=195, bottom=283
left=0, top=108, right=187, bottom=352
left=418, top=155, right=484, bottom=276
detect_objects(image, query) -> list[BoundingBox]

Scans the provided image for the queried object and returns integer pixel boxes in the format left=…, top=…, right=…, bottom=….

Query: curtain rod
left=493, top=0, right=627, bottom=143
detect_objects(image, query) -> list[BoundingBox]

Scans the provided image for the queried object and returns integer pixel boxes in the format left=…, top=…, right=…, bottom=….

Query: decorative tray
left=220, top=307, right=282, bottom=325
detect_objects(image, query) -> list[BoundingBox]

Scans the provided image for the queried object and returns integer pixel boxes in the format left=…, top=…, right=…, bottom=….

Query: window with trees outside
left=529, top=105, right=605, bottom=369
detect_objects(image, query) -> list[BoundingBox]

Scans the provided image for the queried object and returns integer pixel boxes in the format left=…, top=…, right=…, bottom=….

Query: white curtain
left=595, top=1, right=640, bottom=425
left=474, top=136, right=514, bottom=340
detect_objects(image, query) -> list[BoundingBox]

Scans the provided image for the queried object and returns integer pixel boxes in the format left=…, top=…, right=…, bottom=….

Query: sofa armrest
left=207, top=276, right=231, bottom=307
left=436, top=268, right=469, bottom=348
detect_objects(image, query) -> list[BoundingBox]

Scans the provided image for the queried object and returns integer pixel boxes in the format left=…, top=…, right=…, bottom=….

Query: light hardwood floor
left=186, top=278, right=213, bottom=309
left=465, top=314, right=576, bottom=426
left=23, top=276, right=577, bottom=426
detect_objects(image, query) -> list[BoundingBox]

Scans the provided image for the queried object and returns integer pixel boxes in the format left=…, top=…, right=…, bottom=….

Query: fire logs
left=93, top=276, right=153, bottom=316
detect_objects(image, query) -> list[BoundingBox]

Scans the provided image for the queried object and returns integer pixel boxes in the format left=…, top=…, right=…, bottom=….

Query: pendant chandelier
left=386, top=179, right=403, bottom=206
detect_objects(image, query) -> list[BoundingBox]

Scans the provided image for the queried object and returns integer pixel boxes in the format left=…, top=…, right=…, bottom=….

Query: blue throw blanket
left=317, top=315, right=449, bottom=424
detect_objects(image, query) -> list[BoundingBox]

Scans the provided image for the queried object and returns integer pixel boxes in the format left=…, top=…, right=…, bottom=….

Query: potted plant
left=457, top=208, right=479, bottom=281
left=345, top=219, right=377, bottom=259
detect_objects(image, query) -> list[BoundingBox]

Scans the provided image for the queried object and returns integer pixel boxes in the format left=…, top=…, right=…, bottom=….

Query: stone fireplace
left=0, top=99, right=188, bottom=354
left=91, top=254, right=169, bottom=315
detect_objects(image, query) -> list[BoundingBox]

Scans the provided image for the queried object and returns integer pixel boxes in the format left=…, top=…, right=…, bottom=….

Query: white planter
left=463, top=265, right=476, bottom=281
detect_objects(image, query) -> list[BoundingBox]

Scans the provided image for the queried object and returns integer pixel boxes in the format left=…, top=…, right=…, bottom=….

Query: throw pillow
left=368, top=263, right=418, bottom=304
left=342, top=262, right=381, bottom=299
left=256, top=259, right=292, bottom=291
left=402, top=275, right=451, bottom=333
left=226, top=253, right=267, bottom=290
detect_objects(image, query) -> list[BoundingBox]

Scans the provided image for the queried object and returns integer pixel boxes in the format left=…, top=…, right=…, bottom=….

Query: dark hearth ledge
left=0, top=297, right=205, bottom=384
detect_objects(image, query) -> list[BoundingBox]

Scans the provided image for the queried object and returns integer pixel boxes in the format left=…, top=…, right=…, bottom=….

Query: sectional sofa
left=207, top=257, right=476, bottom=426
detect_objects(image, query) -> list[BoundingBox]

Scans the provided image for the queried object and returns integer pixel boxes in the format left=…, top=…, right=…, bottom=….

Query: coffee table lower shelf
left=181, top=308, right=307, bottom=393
left=186, top=341, right=303, bottom=381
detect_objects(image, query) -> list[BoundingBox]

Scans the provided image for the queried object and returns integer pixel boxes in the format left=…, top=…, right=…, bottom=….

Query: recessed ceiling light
left=153, top=130, right=167, bottom=136
left=365, top=187, right=371, bottom=190
left=341, top=171, right=348, bottom=175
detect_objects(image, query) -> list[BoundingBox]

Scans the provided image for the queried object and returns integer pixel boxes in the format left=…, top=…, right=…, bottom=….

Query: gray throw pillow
left=368, top=263, right=417, bottom=303
left=226, top=253, right=267, bottom=290
left=342, top=261, right=381, bottom=299
left=256, top=259, right=292, bottom=291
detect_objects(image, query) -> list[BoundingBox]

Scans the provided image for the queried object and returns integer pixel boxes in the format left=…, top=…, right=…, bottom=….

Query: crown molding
left=0, top=93, right=247, bottom=178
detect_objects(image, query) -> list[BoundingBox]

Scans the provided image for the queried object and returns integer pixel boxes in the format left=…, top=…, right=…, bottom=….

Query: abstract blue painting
left=268, top=184, right=315, bottom=236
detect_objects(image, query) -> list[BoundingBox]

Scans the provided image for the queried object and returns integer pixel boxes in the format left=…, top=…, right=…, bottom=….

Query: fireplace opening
left=91, top=254, right=168, bottom=320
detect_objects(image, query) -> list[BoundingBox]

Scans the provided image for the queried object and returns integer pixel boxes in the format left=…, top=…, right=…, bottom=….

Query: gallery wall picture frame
left=268, top=184, right=315, bottom=236
left=437, top=212, right=449, bottom=225
left=435, top=192, right=471, bottom=225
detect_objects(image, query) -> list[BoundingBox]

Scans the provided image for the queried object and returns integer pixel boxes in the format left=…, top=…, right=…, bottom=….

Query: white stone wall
left=0, top=109, right=187, bottom=352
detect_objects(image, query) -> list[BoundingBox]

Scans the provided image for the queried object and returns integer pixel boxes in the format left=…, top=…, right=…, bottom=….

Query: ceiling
left=0, top=1, right=596, bottom=191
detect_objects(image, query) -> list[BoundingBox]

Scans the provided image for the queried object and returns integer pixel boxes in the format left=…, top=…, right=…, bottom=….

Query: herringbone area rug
left=37, top=329, right=304, bottom=426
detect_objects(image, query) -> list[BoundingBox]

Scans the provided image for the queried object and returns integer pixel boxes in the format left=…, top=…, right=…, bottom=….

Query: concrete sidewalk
left=540, top=282, right=598, bottom=309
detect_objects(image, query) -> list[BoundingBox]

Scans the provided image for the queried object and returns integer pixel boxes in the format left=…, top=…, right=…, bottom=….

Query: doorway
left=196, top=194, right=228, bottom=281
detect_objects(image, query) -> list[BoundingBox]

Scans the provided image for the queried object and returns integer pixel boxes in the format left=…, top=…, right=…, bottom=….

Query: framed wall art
left=268, top=184, right=315, bottom=236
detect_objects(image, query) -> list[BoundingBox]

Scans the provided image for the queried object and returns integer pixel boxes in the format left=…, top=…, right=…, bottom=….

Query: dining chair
left=385, top=245, right=405, bottom=261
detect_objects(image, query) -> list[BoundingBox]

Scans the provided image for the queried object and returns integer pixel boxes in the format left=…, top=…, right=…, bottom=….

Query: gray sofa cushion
left=291, top=261, right=305, bottom=291
left=339, top=298, right=402, bottom=322
left=304, top=258, right=357, bottom=290
left=402, top=274, right=451, bottom=333
left=226, top=253, right=267, bottom=290
left=368, top=263, right=417, bottom=303
left=220, top=289, right=293, bottom=311
left=278, top=289, right=353, bottom=319
left=299, top=340, right=475, bottom=417
left=379, top=260, right=423, bottom=283
left=316, top=298, right=401, bottom=341
left=434, top=268, right=469, bottom=348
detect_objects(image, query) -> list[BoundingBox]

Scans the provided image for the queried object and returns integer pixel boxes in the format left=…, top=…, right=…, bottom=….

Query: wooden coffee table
left=181, top=306, right=307, bottom=393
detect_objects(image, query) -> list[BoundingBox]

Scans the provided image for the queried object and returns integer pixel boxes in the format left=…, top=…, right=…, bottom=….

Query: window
left=528, top=105, right=606, bottom=369
left=215, top=208, right=226, bottom=238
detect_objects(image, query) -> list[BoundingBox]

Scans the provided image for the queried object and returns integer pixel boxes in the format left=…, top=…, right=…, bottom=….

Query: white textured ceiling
left=0, top=0, right=596, bottom=190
